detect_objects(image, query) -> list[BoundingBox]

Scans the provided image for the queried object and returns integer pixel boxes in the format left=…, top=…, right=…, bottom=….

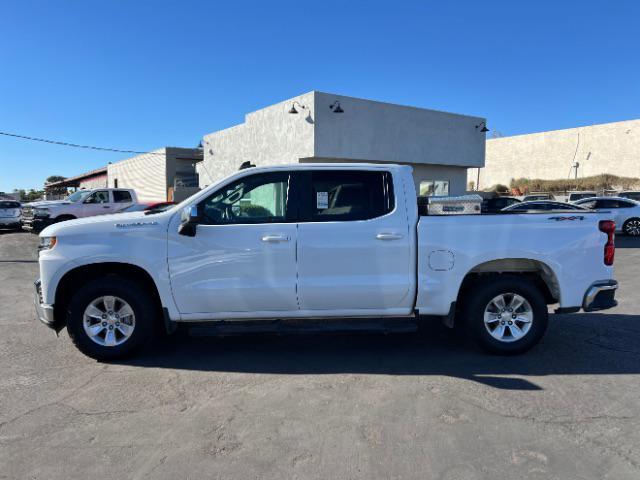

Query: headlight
left=39, top=236, right=57, bottom=251
left=34, top=208, right=50, bottom=218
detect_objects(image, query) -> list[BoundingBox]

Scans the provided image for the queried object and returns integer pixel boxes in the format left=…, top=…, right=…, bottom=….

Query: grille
left=35, top=280, right=43, bottom=304
left=22, top=207, right=34, bottom=220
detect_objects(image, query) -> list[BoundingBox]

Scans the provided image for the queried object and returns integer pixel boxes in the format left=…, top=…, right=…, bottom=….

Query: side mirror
left=178, top=205, right=200, bottom=237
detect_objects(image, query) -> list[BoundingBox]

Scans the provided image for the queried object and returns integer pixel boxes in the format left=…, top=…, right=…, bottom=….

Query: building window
left=420, top=180, right=449, bottom=197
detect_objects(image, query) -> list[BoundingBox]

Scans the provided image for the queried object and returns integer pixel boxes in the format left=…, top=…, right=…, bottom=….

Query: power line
left=0, top=131, right=166, bottom=156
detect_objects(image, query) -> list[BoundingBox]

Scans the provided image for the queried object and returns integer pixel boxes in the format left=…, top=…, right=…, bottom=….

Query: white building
left=198, top=91, right=486, bottom=196
left=107, top=147, right=202, bottom=202
left=471, top=118, right=640, bottom=190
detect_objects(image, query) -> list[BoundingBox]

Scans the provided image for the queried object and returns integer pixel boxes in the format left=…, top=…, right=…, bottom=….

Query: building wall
left=198, top=92, right=315, bottom=187
left=107, top=150, right=168, bottom=202
left=471, top=119, right=640, bottom=189
left=313, top=91, right=485, bottom=169
left=198, top=91, right=485, bottom=195
left=78, top=173, right=108, bottom=190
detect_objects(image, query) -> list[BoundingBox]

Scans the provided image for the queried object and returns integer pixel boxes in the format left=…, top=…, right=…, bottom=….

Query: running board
left=187, top=318, right=418, bottom=337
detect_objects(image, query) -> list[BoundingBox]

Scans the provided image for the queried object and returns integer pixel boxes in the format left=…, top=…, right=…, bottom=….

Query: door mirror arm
left=179, top=205, right=201, bottom=237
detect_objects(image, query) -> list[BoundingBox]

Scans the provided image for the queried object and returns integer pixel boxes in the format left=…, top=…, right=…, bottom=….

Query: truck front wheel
left=66, top=276, right=156, bottom=360
left=464, top=276, right=548, bottom=355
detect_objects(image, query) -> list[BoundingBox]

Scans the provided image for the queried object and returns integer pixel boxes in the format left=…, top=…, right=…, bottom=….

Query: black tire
left=66, top=276, right=157, bottom=360
left=623, top=218, right=640, bottom=236
left=463, top=275, right=548, bottom=355
left=53, top=215, right=76, bottom=224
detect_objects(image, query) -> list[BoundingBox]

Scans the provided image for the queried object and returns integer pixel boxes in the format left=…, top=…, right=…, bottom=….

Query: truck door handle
left=261, top=235, right=290, bottom=243
left=376, top=233, right=404, bottom=241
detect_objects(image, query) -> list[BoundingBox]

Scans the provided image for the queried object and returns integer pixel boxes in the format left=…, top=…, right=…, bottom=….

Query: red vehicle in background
left=117, top=202, right=176, bottom=214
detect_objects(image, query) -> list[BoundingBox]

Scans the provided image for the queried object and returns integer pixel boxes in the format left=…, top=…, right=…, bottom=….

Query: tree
left=45, top=175, right=68, bottom=197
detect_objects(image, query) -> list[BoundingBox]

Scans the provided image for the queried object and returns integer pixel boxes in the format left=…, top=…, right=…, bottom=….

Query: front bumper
left=582, top=280, right=618, bottom=312
left=0, top=217, right=21, bottom=227
left=22, top=217, right=52, bottom=232
left=34, top=279, right=58, bottom=330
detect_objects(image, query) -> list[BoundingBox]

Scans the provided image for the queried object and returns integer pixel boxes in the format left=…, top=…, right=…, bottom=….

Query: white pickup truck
left=34, top=164, right=618, bottom=360
left=22, top=188, right=137, bottom=232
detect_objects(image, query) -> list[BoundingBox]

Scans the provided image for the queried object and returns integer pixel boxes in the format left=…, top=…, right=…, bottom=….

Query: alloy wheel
left=624, top=219, right=640, bottom=236
left=83, top=296, right=136, bottom=347
left=483, top=293, right=533, bottom=343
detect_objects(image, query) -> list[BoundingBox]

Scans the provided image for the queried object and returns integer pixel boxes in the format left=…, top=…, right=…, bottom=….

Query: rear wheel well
left=457, top=259, right=559, bottom=311
left=54, top=263, right=163, bottom=328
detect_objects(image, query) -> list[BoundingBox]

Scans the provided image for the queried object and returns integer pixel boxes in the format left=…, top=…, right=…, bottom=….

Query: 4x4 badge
left=548, top=216, right=585, bottom=221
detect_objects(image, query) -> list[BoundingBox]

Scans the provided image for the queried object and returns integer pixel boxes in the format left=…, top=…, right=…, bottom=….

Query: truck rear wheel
left=464, top=275, right=548, bottom=355
left=66, top=276, right=156, bottom=360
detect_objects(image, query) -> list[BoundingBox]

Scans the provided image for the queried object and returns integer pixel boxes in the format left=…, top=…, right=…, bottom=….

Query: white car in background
left=502, top=200, right=587, bottom=213
left=568, top=191, right=597, bottom=202
left=574, top=196, right=640, bottom=236
left=0, top=200, right=22, bottom=230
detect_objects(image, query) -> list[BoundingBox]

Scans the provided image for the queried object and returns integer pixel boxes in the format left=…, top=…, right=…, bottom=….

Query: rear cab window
left=299, top=170, right=394, bottom=222
left=113, top=190, right=133, bottom=203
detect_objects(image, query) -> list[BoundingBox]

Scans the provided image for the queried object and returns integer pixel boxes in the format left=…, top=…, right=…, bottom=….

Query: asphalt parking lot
left=1, top=231, right=640, bottom=479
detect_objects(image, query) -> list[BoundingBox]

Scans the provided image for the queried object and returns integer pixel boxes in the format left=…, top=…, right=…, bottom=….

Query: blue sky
left=1, top=0, right=639, bottom=191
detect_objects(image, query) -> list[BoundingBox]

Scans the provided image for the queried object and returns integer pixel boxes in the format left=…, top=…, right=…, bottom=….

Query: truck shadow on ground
left=119, top=313, right=640, bottom=391
left=616, top=236, right=640, bottom=248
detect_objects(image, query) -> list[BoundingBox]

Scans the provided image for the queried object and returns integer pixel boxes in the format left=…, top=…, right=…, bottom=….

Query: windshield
left=65, top=191, right=91, bottom=203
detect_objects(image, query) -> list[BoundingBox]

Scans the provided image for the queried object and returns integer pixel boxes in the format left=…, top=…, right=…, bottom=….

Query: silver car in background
left=0, top=200, right=22, bottom=230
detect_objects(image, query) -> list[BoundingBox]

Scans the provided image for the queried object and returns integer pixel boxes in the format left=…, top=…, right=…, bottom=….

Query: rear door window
left=301, top=170, right=394, bottom=222
left=113, top=190, right=133, bottom=203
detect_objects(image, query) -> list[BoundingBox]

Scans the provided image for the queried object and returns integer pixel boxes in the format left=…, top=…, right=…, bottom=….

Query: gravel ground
left=1, top=230, right=640, bottom=479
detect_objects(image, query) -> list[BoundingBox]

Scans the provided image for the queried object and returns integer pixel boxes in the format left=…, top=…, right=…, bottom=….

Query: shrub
left=484, top=184, right=510, bottom=194
left=509, top=174, right=640, bottom=193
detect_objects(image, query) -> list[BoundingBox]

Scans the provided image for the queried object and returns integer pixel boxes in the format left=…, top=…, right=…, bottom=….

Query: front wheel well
left=54, top=263, right=163, bottom=328
left=53, top=214, right=77, bottom=221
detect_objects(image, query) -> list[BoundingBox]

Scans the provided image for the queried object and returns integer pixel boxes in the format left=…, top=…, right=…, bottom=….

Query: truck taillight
left=599, top=220, right=615, bottom=266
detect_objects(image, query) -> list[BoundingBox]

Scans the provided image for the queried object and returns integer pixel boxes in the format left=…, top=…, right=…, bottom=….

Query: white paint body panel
left=296, top=169, right=416, bottom=315
left=415, top=213, right=613, bottom=314
left=38, top=163, right=615, bottom=325
left=167, top=221, right=299, bottom=314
